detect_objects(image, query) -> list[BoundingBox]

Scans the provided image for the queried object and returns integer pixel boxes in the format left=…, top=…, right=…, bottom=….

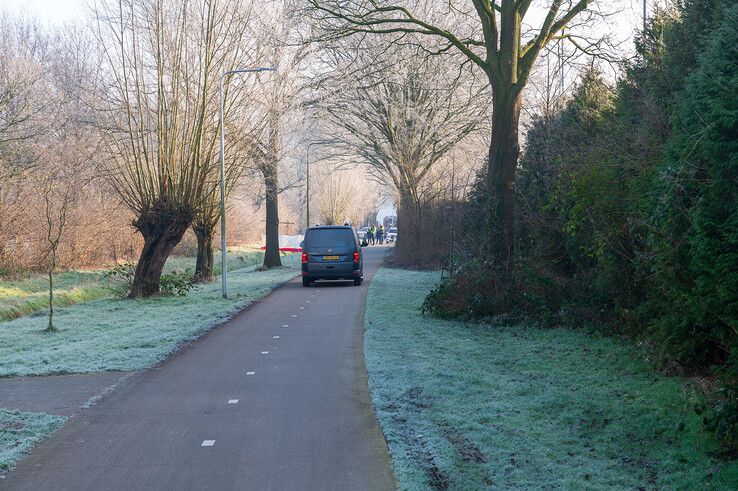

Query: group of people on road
left=366, top=225, right=385, bottom=245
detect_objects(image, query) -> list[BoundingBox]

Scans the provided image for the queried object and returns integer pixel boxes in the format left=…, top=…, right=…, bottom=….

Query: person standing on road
left=368, top=225, right=376, bottom=245
left=376, top=225, right=384, bottom=244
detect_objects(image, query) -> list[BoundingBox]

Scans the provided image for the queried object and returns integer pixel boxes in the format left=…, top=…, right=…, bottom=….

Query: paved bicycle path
left=3, top=246, right=394, bottom=490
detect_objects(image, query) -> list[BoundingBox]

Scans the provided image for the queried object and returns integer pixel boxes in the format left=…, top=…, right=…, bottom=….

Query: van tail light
left=353, top=251, right=360, bottom=263
left=302, top=253, right=308, bottom=264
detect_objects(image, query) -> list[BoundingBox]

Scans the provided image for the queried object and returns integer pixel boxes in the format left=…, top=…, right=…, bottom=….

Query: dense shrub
left=105, top=263, right=194, bottom=297
left=159, top=271, right=195, bottom=297
left=426, top=0, right=737, bottom=453
left=104, top=263, right=136, bottom=296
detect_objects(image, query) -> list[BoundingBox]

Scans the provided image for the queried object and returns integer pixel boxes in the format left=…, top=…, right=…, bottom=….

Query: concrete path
left=0, top=372, right=132, bottom=416
left=2, top=246, right=395, bottom=491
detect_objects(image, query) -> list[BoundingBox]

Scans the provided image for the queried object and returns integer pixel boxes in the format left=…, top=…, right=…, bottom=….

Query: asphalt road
left=0, top=372, right=132, bottom=416
left=3, top=246, right=395, bottom=491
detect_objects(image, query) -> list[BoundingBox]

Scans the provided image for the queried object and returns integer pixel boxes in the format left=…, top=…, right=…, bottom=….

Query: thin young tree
left=42, top=174, right=72, bottom=332
left=308, top=0, right=610, bottom=279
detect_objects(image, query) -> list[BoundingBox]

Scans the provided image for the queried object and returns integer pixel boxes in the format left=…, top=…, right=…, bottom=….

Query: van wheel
left=353, top=278, right=362, bottom=286
left=302, top=278, right=311, bottom=287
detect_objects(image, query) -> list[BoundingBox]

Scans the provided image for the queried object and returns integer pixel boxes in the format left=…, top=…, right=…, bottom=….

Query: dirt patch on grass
left=380, top=386, right=451, bottom=490
left=1, top=421, right=24, bottom=431
left=441, top=427, right=487, bottom=464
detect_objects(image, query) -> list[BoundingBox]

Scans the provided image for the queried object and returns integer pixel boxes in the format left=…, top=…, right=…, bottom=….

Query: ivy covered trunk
left=129, top=199, right=192, bottom=298
left=263, top=168, right=282, bottom=268
left=193, top=224, right=215, bottom=283
left=487, top=85, right=523, bottom=282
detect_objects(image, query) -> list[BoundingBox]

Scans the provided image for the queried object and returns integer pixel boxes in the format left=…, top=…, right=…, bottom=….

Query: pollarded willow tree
left=188, top=13, right=259, bottom=284
left=308, top=0, right=605, bottom=279
left=92, top=0, right=256, bottom=295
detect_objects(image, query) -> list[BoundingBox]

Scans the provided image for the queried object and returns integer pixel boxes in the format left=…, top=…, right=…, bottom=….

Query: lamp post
left=220, top=67, right=275, bottom=299
left=643, top=0, right=647, bottom=32
left=305, top=139, right=323, bottom=229
left=306, top=142, right=311, bottom=229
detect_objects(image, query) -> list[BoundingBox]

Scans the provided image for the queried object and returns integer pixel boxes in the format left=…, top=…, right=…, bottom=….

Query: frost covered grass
left=0, top=248, right=266, bottom=321
left=0, top=409, right=65, bottom=471
left=163, top=246, right=266, bottom=276
left=365, top=268, right=738, bottom=490
left=0, top=271, right=110, bottom=321
left=0, top=254, right=298, bottom=377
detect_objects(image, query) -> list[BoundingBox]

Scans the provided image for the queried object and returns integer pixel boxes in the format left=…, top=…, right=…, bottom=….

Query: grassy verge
left=0, top=409, right=65, bottom=472
left=0, top=247, right=266, bottom=322
left=365, top=268, right=738, bottom=489
left=0, top=255, right=298, bottom=377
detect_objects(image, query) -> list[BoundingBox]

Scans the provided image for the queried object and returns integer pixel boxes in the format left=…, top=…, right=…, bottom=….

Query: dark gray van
left=301, top=226, right=364, bottom=287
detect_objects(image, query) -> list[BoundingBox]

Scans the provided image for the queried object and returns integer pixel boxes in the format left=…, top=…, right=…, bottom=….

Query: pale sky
left=1, top=0, right=651, bottom=35
left=0, top=0, right=89, bottom=25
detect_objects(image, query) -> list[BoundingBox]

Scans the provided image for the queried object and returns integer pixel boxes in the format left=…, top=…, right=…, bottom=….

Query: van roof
left=306, top=225, right=353, bottom=231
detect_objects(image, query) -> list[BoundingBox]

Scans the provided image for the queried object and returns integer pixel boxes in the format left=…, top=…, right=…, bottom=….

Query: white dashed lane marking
left=282, top=324, right=289, bottom=327
left=299, top=306, right=305, bottom=310
left=201, top=440, right=215, bottom=447
left=273, top=336, right=280, bottom=339
left=228, top=399, right=239, bottom=404
left=291, top=314, right=298, bottom=318
left=246, top=371, right=255, bottom=375
left=261, top=351, right=269, bottom=354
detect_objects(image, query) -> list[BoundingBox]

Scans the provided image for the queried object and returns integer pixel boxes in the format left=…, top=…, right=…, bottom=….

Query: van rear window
left=305, top=228, right=355, bottom=248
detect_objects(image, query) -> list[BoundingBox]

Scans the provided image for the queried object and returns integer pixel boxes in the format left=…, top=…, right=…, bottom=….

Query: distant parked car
left=387, top=227, right=398, bottom=243
left=358, top=226, right=369, bottom=241
left=301, top=226, right=364, bottom=287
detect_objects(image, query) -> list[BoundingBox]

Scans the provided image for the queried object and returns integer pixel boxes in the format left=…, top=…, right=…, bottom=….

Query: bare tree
left=92, top=0, right=255, bottom=296
left=42, top=174, right=73, bottom=332
left=244, top=103, right=284, bottom=268
left=315, top=163, right=357, bottom=225
left=318, top=40, right=484, bottom=262
left=0, top=14, right=46, bottom=179
left=188, top=26, right=259, bottom=283
left=243, top=6, right=312, bottom=269
left=308, top=0, right=613, bottom=279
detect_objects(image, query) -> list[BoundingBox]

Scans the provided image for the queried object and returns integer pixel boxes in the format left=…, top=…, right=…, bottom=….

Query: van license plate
left=323, top=255, right=339, bottom=261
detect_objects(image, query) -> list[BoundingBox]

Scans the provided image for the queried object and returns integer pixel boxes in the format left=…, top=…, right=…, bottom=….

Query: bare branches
left=306, top=1, right=488, bottom=70
left=307, top=1, right=615, bottom=93
left=92, top=0, right=256, bottom=217
left=42, top=170, right=73, bottom=331
left=316, top=35, right=487, bottom=210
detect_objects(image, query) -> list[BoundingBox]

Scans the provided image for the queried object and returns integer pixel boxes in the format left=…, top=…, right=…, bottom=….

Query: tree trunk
left=193, top=224, right=215, bottom=283
left=47, top=267, right=54, bottom=331
left=396, top=189, right=421, bottom=266
left=263, top=169, right=282, bottom=268
left=129, top=201, right=192, bottom=298
left=487, top=85, right=523, bottom=281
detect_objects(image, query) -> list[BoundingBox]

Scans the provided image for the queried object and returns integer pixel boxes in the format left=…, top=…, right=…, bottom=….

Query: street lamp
left=306, top=142, right=311, bottom=229
left=220, top=67, right=275, bottom=299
